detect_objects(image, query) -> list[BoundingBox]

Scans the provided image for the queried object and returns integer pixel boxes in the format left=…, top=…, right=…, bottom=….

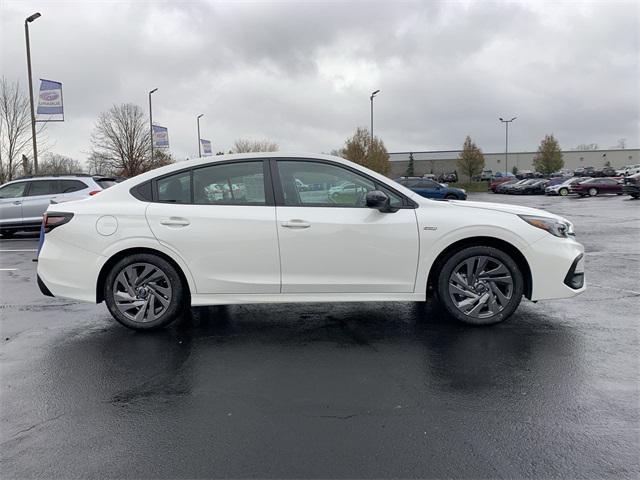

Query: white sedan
left=37, top=153, right=585, bottom=330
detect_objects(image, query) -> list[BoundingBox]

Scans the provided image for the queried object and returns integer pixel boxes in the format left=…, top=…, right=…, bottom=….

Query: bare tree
left=616, top=138, right=627, bottom=149
left=575, top=143, right=598, bottom=150
left=89, top=103, right=151, bottom=177
left=232, top=138, right=279, bottom=153
left=38, top=153, right=83, bottom=175
left=0, top=77, right=47, bottom=182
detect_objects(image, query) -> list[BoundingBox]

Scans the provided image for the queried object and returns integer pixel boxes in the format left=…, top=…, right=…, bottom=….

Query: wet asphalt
left=0, top=192, right=638, bottom=479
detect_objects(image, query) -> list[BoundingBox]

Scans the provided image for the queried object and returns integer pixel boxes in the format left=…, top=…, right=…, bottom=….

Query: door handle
left=160, top=217, right=190, bottom=227
left=281, top=219, right=311, bottom=229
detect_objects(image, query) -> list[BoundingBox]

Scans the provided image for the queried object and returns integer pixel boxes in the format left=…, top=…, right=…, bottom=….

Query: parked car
left=499, top=179, right=535, bottom=194
left=622, top=173, right=640, bottom=199
left=593, top=166, right=617, bottom=177
left=441, top=173, right=458, bottom=183
left=570, top=177, right=623, bottom=196
left=510, top=179, right=549, bottom=195
left=489, top=177, right=516, bottom=192
left=545, top=177, right=589, bottom=196
left=395, top=177, right=467, bottom=200
left=479, top=170, right=493, bottom=181
left=619, top=164, right=640, bottom=176
left=574, top=166, right=596, bottom=177
left=37, top=153, right=584, bottom=330
left=0, top=174, right=116, bottom=237
left=550, top=169, right=574, bottom=178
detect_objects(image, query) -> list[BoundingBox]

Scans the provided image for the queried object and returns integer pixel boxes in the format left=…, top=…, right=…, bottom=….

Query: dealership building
left=388, top=148, right=640, bottom=179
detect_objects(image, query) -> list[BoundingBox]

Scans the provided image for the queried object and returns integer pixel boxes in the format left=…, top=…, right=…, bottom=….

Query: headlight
left=519, top=215, right=574, bottom=238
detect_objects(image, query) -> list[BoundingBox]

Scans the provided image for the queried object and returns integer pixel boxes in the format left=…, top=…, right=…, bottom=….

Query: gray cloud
left=1, top=0, right=638, bottom=164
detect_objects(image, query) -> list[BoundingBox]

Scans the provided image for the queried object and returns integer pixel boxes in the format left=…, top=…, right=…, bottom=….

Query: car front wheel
left=559, top=187, right=569, bottom=196
left=436, top=246, right=524, bottom=325
left=588, top=187, right=598, bottom=196
left=104, top=253, right=186, bottom=330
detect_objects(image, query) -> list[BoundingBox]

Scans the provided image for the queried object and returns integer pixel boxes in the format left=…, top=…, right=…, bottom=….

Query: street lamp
left=197, top=114, right=204, bottom=157
left=499, top=116, right=517, bottom=174
left=370, top=89, right=380, bottom=142
left=25, top=12, right=41, bottom=174
left=149, top=88, right=158, bottom=160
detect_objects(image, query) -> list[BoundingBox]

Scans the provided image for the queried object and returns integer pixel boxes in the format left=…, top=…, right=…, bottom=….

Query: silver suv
left=0, top=175, right=117, bottom=237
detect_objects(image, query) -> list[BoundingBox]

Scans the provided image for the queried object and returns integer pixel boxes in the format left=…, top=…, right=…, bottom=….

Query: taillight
left=89, top=190, right=101, bottom=196
left=43, top=212, right=74, bottom=233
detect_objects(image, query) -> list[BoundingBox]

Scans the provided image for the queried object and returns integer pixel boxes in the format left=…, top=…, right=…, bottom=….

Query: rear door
left=0, top=181, right=29, bottom=227
left=21, top=180, right=65, bottom=225
left=145, top=160, right=281, bottom=294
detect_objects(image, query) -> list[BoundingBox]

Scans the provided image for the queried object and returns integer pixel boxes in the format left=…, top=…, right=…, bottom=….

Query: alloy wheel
left=448, top=255, right=514, bottom=319
left=588, top=187, right=598, bottom=196
left=559, top=188, right=568, bottom=196
left=112, top=262, right=173, bottom=323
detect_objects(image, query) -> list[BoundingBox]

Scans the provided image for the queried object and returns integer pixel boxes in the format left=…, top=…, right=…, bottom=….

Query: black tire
left=435, top=246, right=524, bottom=326
left=588, top=187, right=598, bottom=197
left=0, top=230, right=16, bottom=238
left=445, top=194, right=458, bottom=200
left=104, top=253, right=186, bottom=330
left=559, top=187, right=569, bottom=196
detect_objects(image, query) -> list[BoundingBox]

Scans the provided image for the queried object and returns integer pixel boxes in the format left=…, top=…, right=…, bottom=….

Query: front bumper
left=526, top=235, right=586, bottom=300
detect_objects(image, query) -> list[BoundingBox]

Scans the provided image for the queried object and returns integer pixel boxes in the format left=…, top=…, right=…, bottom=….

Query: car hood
left=447, top=199, right=565, bottom=221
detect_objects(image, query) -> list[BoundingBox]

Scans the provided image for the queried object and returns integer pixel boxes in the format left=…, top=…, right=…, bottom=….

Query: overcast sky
left=1, top=0, right=638, bottom=163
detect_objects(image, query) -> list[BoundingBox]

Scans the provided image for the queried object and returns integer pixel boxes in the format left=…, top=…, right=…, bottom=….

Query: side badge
left=423, top=226, right=438, bottom=231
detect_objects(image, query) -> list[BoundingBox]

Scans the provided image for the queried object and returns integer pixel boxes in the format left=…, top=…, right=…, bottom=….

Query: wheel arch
left=96, top=247, right=192, bottom=304
left=427, top=236, right=533, bottom=300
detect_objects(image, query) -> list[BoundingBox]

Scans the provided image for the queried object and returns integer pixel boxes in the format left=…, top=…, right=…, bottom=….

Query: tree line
left=2, top=74, right=569, bottom=184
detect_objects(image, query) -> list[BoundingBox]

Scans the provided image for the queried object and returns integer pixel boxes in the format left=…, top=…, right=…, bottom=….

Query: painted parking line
left=0, top=249, right=38, bottom=252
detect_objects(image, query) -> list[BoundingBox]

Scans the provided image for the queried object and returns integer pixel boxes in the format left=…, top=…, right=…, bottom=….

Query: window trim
left=270, top=158, right=418, bottom=209
left=146, top=158, right=274, bottom=206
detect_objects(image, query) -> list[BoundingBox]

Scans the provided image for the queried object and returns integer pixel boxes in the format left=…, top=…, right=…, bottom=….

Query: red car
left=570, top=177, right=623, bottom=196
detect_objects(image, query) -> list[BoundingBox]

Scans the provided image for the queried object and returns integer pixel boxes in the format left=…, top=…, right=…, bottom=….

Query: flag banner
left=36, top=79, right=64, bottom=121
left=201, top=139, right=212, bottom=156
left=152, top=125, right=169, bottom=148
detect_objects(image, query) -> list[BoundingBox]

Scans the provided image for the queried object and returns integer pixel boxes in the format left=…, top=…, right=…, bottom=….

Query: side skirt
left=191, top=292, right=425, bottom=306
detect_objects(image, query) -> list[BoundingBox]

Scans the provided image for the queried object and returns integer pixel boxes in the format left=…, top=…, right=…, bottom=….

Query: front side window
left=0, top=182, right=27, bottom=198
left=192, top=161, right=265, bottom=205
left=157, top=171, right=191, bottom=204
left=277, top=160, right=402, bottom=208
left=0, top=182, right=27, bottom=199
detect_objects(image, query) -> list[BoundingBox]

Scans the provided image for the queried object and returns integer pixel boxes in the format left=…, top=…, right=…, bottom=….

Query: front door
left=145, top=160, right=281, bottom=294
left=0, top=181, right=28, bottom=227
left=274, top=159, right=420, bottom=293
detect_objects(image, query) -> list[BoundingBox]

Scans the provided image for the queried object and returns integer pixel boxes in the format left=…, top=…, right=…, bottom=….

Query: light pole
left=370, top=89, right=380, bottom=142
left=25, top=12, right=41, bottom=174
left=197, top=114, right=204, bottom=157
left=149, top=88, right=158, bottom=160
left=499, top=116, right=517, bottom=174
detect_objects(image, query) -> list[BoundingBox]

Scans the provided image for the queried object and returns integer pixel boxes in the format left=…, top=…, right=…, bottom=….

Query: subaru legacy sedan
left=37, top=153, right=585, bottom=330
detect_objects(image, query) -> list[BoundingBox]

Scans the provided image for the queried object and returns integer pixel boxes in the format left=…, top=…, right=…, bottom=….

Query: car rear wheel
left=436, top=246, right=524, bottom=325
left=588, top=187, right=598, bottom=196
left=104, top=253, right=186, bottom=330
left=445, top=194, right=458, bottom=200
left=559, top=187, right=569, bottom=196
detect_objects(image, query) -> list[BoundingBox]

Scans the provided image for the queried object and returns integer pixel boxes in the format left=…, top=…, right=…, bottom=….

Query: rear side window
left=27, top=180, right=57, bottom=196
left=157, top=171, right=191, bottom=204
left=192, top=161, right=265, bottom=205
left=0, top=182, right=27, bottom=198
left=58, top=180, right=87, bottom=193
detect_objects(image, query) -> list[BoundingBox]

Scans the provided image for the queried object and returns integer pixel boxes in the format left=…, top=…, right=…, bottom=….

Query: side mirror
left=366, top=190, right=397, bottom=213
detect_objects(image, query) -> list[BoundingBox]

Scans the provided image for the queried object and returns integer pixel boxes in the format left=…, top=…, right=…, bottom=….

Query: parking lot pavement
left=1, top=194, right=638, bottom=479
